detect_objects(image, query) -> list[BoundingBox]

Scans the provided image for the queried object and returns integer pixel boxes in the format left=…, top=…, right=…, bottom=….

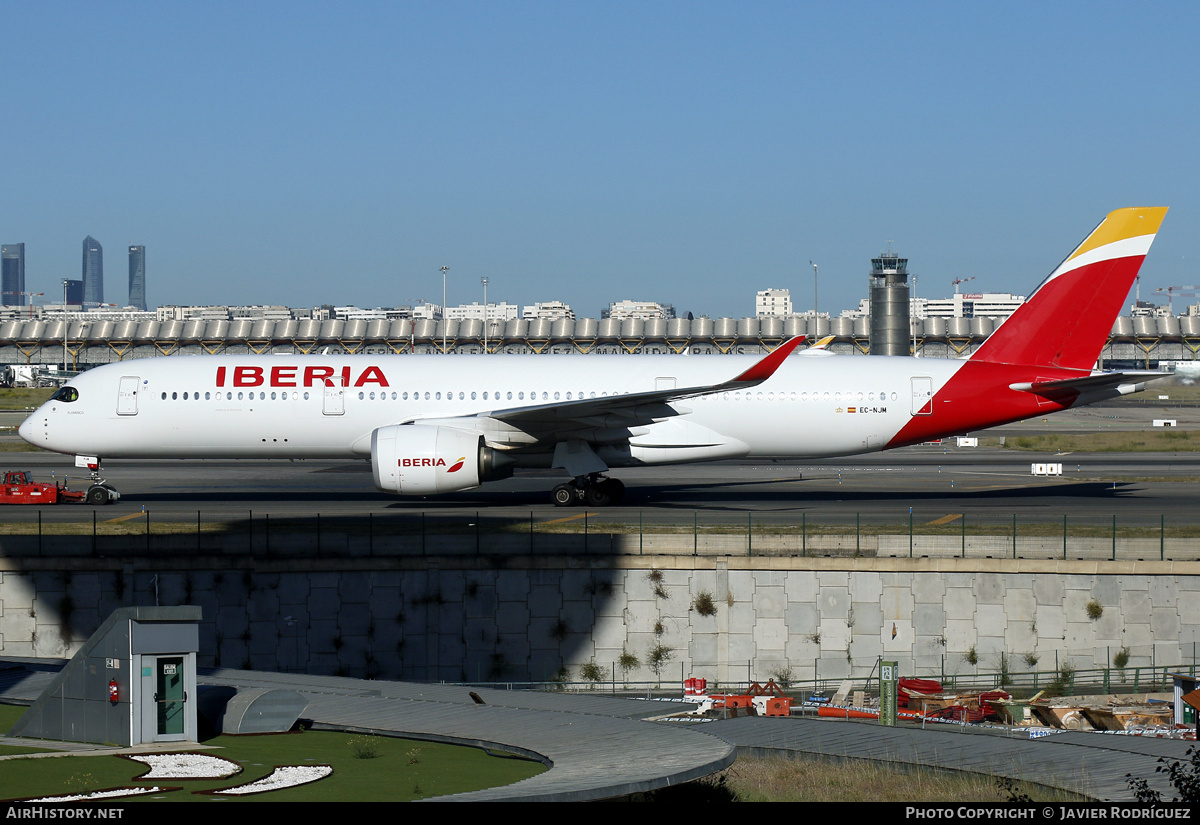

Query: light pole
left=62, top=279, right=69, bottom=371
left=480, top=276, right=489, bottom=354
left=440, top=265, right=449, bottom=353
left=911, top=273, right=919, bottom=357
left=809, top=261, right=818, bottom=314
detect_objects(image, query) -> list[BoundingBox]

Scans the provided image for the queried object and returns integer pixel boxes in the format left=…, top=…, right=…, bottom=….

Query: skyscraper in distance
left=64, top=280, right=84, bottom=306
left=1, top=244, right=25, bottom=306
left=128, top=245, right=146, bottom=310
left=82, top=236, right=103, bottom=306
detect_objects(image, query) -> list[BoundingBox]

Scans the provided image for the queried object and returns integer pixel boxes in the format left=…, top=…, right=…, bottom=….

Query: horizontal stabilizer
left=1009, top=371, right=1168, bottom=395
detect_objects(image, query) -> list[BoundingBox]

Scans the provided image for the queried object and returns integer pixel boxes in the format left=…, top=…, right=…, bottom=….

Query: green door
left=156, top=657, right=185, bottom=736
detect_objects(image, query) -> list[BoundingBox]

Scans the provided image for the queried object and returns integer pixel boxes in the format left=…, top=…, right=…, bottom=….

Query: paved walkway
left=0, top=659, right=735, bottom=801
left=2, top=658, right=1192, bottom=801
left=711, top=714, right=1192, bottom=801
left=198, top=667, right=736, bottom=801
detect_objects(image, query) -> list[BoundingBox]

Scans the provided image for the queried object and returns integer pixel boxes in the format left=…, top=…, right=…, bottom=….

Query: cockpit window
left=51, top=386, right=79, bottom=403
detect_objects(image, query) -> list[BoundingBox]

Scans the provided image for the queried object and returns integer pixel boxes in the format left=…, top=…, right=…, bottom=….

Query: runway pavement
left=2, top=396, right=1199, bottom=530
left=0, top=445, right=1197, bottom=533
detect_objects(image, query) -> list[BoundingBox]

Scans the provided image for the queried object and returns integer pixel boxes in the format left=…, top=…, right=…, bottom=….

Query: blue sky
left=2, top=2, right=1196, bottom=317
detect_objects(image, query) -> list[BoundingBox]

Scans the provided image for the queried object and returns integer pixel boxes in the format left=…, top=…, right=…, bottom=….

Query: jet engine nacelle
left=371, top=424, right=512, bottom=495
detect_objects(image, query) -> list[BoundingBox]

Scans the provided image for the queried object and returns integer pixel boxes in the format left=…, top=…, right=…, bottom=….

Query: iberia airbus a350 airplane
left=20, top=207, right=1168, bottom=506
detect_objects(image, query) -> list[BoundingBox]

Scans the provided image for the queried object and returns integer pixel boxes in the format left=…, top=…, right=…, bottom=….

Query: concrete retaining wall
left=1, top=529, right=1194, bottom=561
left=3, top=553, right=1197, bottom=685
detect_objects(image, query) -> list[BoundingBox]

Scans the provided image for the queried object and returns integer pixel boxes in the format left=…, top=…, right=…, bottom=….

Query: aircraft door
left=910, top=376, right=933, bottom=416
left=323, top=376, right=345, bottom=416
left=117, top=376, right=140, bottom=415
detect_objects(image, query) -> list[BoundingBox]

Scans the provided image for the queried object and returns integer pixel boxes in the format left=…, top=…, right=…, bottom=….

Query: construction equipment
left=1, top=291, right=43, bottom=318
left=1155, top=286, right=1200, bottom=314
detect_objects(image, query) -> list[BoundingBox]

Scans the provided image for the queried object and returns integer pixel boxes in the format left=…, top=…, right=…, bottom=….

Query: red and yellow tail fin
left=971, top=207, right=1168, bottom=370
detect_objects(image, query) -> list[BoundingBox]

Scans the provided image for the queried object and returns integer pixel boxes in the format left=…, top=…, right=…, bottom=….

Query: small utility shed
left=7, top=606, right=201, bottom=747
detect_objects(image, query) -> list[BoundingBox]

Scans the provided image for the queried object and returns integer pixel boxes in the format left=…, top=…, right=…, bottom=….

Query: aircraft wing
left=484, top=336, right=805, bottom=428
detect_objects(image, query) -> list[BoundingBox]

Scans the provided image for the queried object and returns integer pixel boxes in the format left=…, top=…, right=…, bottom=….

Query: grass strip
left=0, top=704, right=544, bottom=802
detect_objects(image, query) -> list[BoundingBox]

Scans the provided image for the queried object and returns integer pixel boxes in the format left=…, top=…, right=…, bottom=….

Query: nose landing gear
left=75, top=457, right=120, bottom=505
left=85, top=483, right=119, bottom=505
left=85, top=471, right=120, bottom=505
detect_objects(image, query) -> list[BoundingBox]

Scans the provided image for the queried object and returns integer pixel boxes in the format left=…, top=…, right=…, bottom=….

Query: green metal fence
left=2, top=508, right=1198, bottom=560
left=477, top=662, right=1198, bottom=704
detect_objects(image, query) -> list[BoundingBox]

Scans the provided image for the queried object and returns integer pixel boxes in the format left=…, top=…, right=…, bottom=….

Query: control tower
left=869, top=250, right=910, bottom=356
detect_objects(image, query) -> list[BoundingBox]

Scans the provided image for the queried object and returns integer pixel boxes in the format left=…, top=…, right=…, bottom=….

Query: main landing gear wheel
left=584, top=485, right=611, bottom=507
left=549, top=475, right=626, bottom=507
left=552, top=484, right=576, bottom=507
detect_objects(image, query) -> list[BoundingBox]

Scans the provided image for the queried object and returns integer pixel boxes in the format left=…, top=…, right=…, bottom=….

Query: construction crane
left=1154, top=286, right=1200, bottom=315
left=951, top=277, right=976, bottom=294
left=2, top=292, right=43, bottom=318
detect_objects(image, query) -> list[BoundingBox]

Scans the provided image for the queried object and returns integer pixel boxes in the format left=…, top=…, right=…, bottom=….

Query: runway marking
left=926, top=514, right=962, bottom=526
left=540, top=513, right=595, bottom=525
left=105, top=513, right=144, bottom=523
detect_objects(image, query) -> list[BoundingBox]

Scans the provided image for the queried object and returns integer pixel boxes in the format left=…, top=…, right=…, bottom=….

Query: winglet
left=730, top=336, right=805, bottom=385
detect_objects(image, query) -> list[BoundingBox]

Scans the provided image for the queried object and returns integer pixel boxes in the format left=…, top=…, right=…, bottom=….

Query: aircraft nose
left=18, top=414, right=38, bottom=445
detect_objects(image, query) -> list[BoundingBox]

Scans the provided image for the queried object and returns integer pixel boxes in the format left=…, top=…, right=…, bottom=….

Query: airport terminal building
left=0, top=311, right=1191, bottom=371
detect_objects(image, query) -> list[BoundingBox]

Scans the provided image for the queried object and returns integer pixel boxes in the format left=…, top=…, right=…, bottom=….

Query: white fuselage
left=20, top=352, right=964, bottom=464
left=18, top=208, right=1166, bottom=501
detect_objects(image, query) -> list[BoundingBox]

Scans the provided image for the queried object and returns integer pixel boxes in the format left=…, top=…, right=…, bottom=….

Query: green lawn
left=0, top=388, right=54, bottom=410
left=992, top=430, right=1200, bottom=452
left=0, top=704, right=544, bottom=802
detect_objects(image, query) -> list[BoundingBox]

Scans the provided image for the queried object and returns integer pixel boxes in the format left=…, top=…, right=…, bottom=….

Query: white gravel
left=127, top=752, right=243, bottom=779
left=214, top=765, right=333, bottom=795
